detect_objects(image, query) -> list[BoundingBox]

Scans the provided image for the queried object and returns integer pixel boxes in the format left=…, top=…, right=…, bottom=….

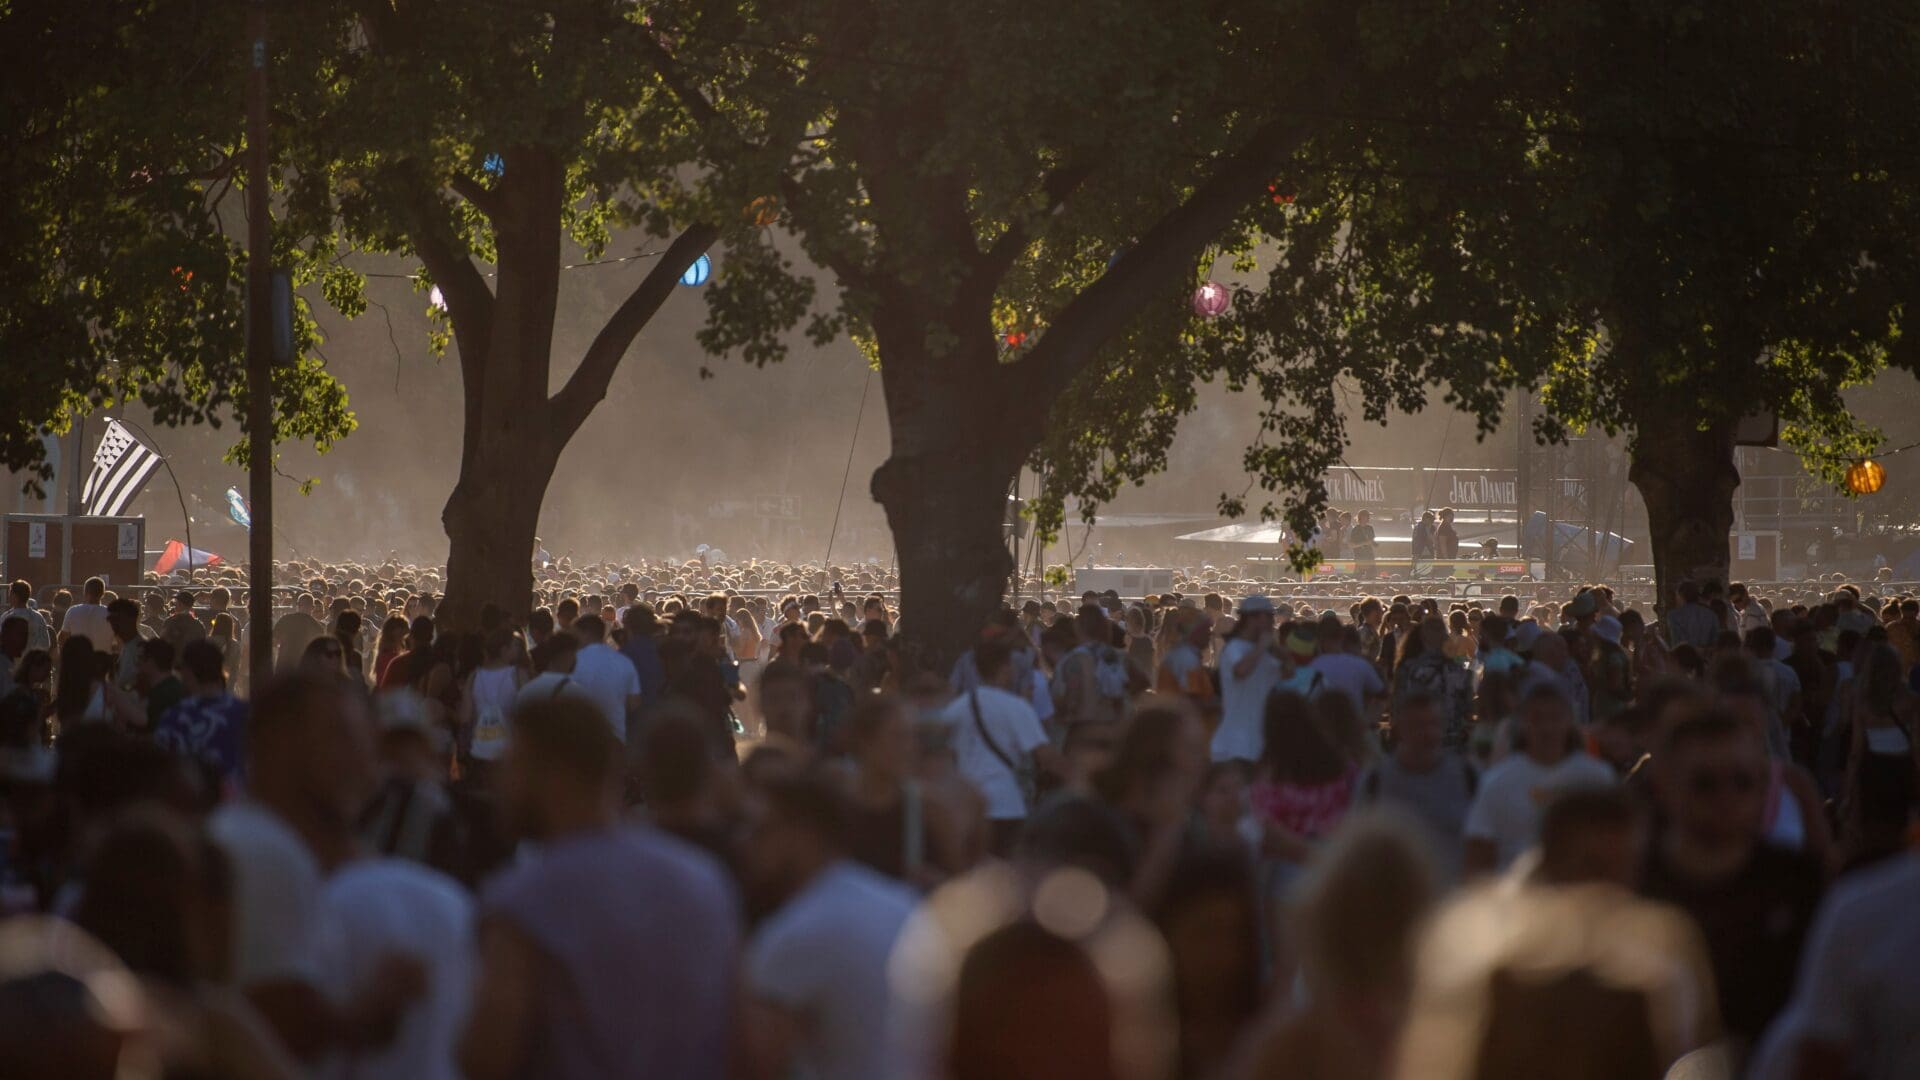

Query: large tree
left=1178, top=2, right=1917, bottom=608
left=1, top=0, right=352, bottom=488
left=657, top=0, right=1481, bottom=663
left=266, top=1, right=784, bottom=623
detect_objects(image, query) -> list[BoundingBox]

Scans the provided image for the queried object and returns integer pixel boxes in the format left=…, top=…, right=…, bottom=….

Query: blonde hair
left=1290, top=810, right=1438, bottom=999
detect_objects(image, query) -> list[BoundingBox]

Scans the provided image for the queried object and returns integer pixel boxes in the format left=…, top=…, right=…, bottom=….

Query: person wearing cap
left=1211, top=596, right=1282, bottom=763
left=1566, top=590, right=1599, bottom=631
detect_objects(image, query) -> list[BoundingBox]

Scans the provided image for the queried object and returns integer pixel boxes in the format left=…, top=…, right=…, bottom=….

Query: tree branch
left=776, top=174, right=871, bottom=290
left=635, top=30, right=727, bottom=134
left=1004, top=111, right=1320, bottom=422
left=976, top=158, right=1098, bottom=287
left=549, top=222, right=720, bottom=436
left=448, top=172, right=503, bottom=220
left=395, top=184, right=495, bottom=369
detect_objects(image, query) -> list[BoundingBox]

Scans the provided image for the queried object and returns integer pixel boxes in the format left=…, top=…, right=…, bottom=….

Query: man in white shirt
left=938, top=636, right=1062, bottom=852
left=1729, top=582, right=1771, bottom=634
left=1212, top=595, right=1281, bottom=762
left=59, top=575, right=114, bottom=652
left=565, top=615, right=643, bottom=742
left=321, top=858, right=475, bottom=1080
left=743, top=771, right=919, bottom=1080
left=210, top=672, right=425, bottom=1061
left=1464, top=683, right=1616, bottom=874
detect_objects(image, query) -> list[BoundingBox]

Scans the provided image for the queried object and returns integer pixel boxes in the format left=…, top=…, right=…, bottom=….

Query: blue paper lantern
left=482, top=153, right=505, bottom=177
left=679, top=253, right=712, bottom=287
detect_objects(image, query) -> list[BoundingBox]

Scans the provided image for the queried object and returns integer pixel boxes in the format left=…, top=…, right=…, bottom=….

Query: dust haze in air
left=57, top=231, right=1546, bottom=570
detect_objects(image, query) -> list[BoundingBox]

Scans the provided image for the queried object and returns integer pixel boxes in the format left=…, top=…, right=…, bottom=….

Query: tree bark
left=873, top=448, right=1018, bottom=673
left=439, top=437, right=556, bottom=627
left=1627, top=412, right=1738, bottom=621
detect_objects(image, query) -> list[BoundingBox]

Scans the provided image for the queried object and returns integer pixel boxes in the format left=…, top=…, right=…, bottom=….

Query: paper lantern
left=1268, top=183, right=1295, bottom=205
left=482, top=153, right=505, bottom=177
left=679, top=253, right=712, bottom=287
left=1005, top=331, right=1027, bottom=347
left=748, top=196, right=780, bottom=226
left=1192, top=281, right=1230, bottom=318
left=428, top=285, right=446, bottom=311
left=1845, top=458, right=1886, bottom=495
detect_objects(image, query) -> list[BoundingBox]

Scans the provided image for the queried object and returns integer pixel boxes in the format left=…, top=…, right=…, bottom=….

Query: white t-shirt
left=940, top=685, right=1048, bottom=820
left=566, top=643, right=642, bottom=741
left=1212, top=637, right=1280, bottom=763
left=467, top=666, right=520, bottom=762
left=62, top=602, right=114, bottom=652
left=1311, top=652, right=1385, bottom=716
left=1463, top=751, right=1615, bottom=869
left=747, top=861, right=918, bottom=1080
left=514, top=670, right=594, bottom=712
left=1753, top=853, right=1920, bottom=1080
left=208, top=801, right=324, bottom=987
left=319, top=858, right=475, bottom=1080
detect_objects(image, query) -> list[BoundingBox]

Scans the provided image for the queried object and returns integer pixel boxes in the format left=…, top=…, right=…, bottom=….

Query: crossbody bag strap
left=969, top=689, right=1020, bottom=776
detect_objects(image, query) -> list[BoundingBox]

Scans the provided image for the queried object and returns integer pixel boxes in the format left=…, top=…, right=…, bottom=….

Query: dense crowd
left=1, top=559, right=1917, bottom=1079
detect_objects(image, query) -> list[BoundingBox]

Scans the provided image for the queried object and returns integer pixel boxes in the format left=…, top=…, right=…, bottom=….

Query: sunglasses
left=1684, top=768, right=1760, bottom=798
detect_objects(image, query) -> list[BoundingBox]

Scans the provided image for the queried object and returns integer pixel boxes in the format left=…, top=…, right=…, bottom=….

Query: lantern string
left=1775, top=440, right=1920, bottom=472
left=358, top=248, right=671, bottom=282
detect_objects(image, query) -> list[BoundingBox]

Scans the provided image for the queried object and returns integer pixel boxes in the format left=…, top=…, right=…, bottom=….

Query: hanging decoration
left=747, top=196, right=780, bottom=226
left=1268, top=182, right=1295, bottom=205
left=225, top=487, right=252, bottom=531
left=1192, top=281, right=1231, bottom=318
left=482, top=152, right=505, bottom=177
left=171, top=265, right=194, bottom=293
left=679, top=253, right=713, bottom=287
left=428, top=285, right=446, bottom=311
left=1845, top=458, right=1886, bottom=495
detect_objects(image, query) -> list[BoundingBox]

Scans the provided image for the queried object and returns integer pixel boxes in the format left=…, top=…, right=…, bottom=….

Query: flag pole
left=244, top=0, right=274, bottom=689
left=111, top=418, right=196, bottom=584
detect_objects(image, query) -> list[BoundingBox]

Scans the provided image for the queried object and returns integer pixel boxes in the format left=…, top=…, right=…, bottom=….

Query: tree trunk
left=1627, top=412, right=1738, bottom=622
left=873, top=449, right=1017, bottom=673
left=439, top=439, right=555, bottom=628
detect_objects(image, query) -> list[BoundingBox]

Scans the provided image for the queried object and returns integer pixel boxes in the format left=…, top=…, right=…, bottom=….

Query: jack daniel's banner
left=1321, top=467, right=1519, bottom=511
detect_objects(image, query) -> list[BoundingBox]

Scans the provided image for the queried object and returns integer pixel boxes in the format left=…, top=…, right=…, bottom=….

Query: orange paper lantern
left=1845, top=458, right=1886, bottom=495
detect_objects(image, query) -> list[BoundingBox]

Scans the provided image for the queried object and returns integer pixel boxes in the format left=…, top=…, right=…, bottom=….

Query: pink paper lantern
left=1192, top=281, right=1230, bottom=318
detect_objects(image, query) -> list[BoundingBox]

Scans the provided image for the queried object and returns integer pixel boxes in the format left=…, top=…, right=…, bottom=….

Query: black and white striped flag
left=80, top=419, right=160, bottom=517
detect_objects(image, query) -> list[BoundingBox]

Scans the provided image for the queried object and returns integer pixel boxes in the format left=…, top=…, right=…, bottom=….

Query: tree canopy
left=1, top=0, right=352, bottom=489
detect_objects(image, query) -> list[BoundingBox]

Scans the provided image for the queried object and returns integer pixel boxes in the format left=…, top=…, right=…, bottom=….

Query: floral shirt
left=153, top=692, right=248, bottom=794
left=1251, top=768, right=1359, bottom=839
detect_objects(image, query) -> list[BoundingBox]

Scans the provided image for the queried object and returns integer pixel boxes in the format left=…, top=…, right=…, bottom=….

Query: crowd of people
left=1, top=558, right=1918, bottom=1079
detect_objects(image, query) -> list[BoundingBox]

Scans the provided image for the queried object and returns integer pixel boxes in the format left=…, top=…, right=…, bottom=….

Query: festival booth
left=1173, top=467, right=1636, bottom=582
left=2, top=514, right=145, bottom=591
